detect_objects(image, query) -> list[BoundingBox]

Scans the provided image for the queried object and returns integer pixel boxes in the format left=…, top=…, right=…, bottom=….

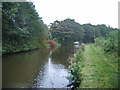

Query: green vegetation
left=2, top=2, right=119, bottom=88
left=68, top=29, right=119, bottom=88
left=2, top=4, right=118, bottom=54
left=67, top=45, right=85, bottom=85
left=2, top=2, right=48, bottom=54
left=95, top=30, right=118, bottom=54
left=68, top=43, right=118, bottom=88
left=50, top=19, right=84, bottom=45
left=50, top=18, right=120, bottom=88
left=80, top=44, right=118, bottom=88
left=50, top=19, right=118, bottom=45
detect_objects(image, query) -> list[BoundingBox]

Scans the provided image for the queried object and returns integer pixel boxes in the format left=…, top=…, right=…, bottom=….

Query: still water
left=2, top=45, right=74, bottom=88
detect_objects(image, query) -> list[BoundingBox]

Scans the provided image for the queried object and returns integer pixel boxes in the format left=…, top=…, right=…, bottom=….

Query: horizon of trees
left=2, top=2, right=119, bottom=55
left=50, top=18, right=118, bottom=44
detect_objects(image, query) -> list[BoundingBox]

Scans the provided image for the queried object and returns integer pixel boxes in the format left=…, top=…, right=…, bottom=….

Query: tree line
left=50, top=18, right=118, bottom=44
left=49, top=18, right=119, bottom=55
left=2, top=2, right=119, bottom=55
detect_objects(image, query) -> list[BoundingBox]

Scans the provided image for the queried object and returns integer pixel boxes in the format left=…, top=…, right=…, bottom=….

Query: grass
left=76, top=44, right=118, bottom=88
left=70, top=44, right=119, bottom=88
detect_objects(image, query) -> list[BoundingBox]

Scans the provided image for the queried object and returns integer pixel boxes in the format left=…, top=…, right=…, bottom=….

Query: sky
left=31, top=0, right=119, bottom=28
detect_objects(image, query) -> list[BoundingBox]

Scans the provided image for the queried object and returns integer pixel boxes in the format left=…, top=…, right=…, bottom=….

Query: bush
left=67, top=45, right=85, bottom=87
left=95, top=30, right=118, bottom=54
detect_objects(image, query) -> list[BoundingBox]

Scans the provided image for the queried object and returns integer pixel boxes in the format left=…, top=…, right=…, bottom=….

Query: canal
left=2, top=45, right=74, bottom=88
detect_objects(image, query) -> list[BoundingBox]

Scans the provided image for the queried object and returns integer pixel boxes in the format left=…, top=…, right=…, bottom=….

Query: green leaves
left=2, top=2, right=48, bottom=54
left=95, top=30, right=118, bottom=54
left=50, top=19, right=84, bottom=45
left=50, top=19, right=116, bottom=45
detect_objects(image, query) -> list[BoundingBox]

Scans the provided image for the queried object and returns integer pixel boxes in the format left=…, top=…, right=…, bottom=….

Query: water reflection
left=31, top=51, right=69, bottom=88
left=2, top=48, right=49, bottom=88
left=3, top=45, right=74, bottom=88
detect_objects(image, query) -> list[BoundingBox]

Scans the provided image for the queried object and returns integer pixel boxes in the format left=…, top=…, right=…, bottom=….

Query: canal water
left=2, top=45, right=74, bottom=88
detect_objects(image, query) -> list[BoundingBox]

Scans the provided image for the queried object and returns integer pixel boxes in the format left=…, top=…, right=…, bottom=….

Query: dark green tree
left=82, top=24, right=95, bottom=43
left=50, top=19, right=84, bottom=45
left=2, top=2, right=48, bottom=54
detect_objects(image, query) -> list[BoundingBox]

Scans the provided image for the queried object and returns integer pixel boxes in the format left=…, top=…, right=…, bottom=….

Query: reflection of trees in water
left=51, top=45, right=74, bottom=67
left=48, top=47, right=57, bottom=53
left=2, top=49, right=49, bottom=88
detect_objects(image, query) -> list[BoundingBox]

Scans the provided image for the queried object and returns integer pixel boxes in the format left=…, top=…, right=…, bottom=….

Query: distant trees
left=50, top=19, right=116, bottom=45
left=2, top=2, right=48, bottom=54
left=82, top=24, right=95, bottom=43
left=82, top=24, right=113, bottom=43
left=2, top=2, right=118, bottom=55
left=50, top=19, right=84, bottom=45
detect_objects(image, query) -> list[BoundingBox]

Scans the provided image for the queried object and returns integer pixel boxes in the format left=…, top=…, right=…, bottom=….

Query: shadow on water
left=2, top=45, right=74, bottom=88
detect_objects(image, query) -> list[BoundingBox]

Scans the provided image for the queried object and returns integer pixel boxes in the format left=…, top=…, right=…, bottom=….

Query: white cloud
left=32, top=0, right=119, bottom=28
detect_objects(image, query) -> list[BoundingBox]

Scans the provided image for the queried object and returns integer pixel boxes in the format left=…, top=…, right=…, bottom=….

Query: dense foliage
left=95, top=30, right=119, bottom=55
left=50, top=19, right=84, bottom=45
left=82, top=24, right=111, bottom=43
left=2, top=2, right=118, bottom=55
left=2, top=2, right=48, bottom=54
left=50, top=19, right=117, bottom=45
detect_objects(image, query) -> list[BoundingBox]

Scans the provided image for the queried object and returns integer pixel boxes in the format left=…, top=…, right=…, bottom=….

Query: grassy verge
left=69, top=44, right=118, bottom=88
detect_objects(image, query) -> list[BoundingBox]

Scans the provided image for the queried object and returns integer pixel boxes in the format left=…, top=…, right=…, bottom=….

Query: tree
left=50, top=19, right=84, bottom=45
left=2, top=2, right=48, bottom=54
left=82, top=24, right=95, bottom=43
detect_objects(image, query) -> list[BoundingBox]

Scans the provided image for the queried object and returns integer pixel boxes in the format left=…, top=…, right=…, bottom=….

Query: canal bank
left=68, top=44, right=118, bottom=88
